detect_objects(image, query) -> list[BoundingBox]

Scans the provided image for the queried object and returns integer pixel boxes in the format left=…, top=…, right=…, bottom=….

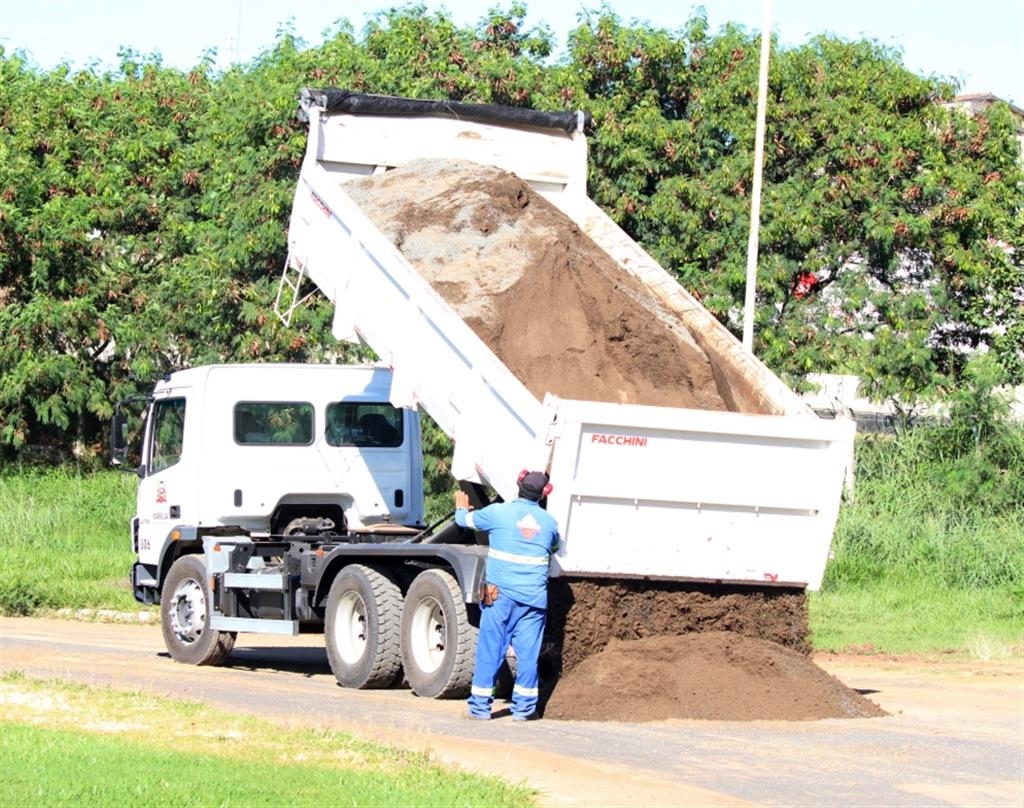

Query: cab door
left=136, top=394, right=190, bottom=566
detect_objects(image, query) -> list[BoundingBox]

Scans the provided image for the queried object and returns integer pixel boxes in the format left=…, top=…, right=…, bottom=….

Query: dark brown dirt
left=534, top=578, right=880, bottom=723
left=465, top=176, right=724, bottom=410
left=344, top=159, right=870, bottom=722
left=343, top=159, right=727, bottom=410
left=547, top=579, right=812, bottom=674
left=542, top=632, right=888, bottom=722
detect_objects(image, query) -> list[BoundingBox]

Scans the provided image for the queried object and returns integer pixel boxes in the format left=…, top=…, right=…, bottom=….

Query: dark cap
left=517, top=470, right=551, bottom=502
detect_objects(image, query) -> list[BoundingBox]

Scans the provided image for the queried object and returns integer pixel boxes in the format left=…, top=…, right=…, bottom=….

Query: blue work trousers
left=468, top=594, right=546, bottom=719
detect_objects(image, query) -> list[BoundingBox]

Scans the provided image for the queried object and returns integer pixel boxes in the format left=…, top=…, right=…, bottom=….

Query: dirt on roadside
left=537, top=579, right=886, bottom=722
left=542, top=631, right=886, bottom=722
left=547, top=578, right=812, bottom=673
left=343, top=159, right=872, bottom=722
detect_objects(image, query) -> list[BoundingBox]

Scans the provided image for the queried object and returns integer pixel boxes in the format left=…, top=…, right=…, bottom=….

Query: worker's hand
left=454, top=490, right=471, bottom=511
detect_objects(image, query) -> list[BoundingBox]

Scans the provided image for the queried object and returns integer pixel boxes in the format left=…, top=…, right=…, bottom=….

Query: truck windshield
left=234, top=402, right=314, bottom=445
left=326, top=402, right=403, bottom=448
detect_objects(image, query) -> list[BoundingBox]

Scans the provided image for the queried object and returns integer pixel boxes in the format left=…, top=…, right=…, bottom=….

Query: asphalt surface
left=1, top=616, right=1022, bottom=807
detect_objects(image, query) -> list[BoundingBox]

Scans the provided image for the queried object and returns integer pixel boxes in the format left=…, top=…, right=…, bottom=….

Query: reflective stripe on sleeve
left=464, top=511, right=476, bottom=529
left=488, top=548, right=549, bottom=566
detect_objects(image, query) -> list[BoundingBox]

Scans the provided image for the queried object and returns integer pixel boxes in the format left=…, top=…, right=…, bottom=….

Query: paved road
left=2, top=616, right=1022, bottom=807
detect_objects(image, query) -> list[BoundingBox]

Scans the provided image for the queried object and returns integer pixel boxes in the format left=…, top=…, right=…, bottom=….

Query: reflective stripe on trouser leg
left=467, top=595, right=514, bottom=717
left=508, top=603, right=546, bottom=718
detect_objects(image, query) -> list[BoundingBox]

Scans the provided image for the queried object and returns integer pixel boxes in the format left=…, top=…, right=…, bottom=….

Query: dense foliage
left=1, top=4, right=1021, bottom=461
left=570, top=15, right=1023, bottom=401
left=827, top=361, right=1024, bottom=591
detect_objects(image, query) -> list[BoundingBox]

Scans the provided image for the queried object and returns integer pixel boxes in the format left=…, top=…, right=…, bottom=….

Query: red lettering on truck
left=310, top=190, right=331, bottom=218
left=590, top=433, right=648, bottom=447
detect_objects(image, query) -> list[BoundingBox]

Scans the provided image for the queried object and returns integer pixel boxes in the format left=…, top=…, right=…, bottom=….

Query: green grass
left=810, top=582, right=1022, bottom=656
left=811, top=423, right=1024, bottom=656
left=0, top=673, right=534, bottom=807
left=0, top=467, right=139, bottom=615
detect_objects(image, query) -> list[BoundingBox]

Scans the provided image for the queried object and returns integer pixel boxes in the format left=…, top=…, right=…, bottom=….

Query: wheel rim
left=333, top=590, right=368, bottom=664
left=169, top=578, right=206, bottom=645
left=409, top=596, right=446, bottom=674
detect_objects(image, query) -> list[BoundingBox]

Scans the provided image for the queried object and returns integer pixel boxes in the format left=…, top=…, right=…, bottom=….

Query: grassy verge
left=0, top=672, right=534, bottom=807
left=812, top=422, right=1023, bottom=657
left=0, top=467, right=140, bottom=615
left=809, top=583, right=1021, bottom=656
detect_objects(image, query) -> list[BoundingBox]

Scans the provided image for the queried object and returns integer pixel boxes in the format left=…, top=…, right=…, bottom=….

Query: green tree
left=356, top=1, right=556, bottom=104
left=0, top=51, right=218, bottom=454
left=2, top=5, right=1022, bottom=463
left=565, top=9, right=1023, bottom=405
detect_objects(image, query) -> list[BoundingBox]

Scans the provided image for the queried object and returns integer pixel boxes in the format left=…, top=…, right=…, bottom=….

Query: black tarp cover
left=298, top=88, right=590, bottom=133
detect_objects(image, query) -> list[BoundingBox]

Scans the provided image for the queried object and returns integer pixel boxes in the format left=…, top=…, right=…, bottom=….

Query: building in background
left=944, top=92, right=1024, bottom=164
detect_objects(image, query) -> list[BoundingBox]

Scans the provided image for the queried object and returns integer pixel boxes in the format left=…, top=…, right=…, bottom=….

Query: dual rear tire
left=400, top=568, right=477, bottom=699
left=324, top=566, right=476, bottom=698
left=324, top=564, right=403, bottom=689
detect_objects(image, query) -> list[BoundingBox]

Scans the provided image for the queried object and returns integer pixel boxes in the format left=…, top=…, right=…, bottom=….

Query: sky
left=2, top=0, right=1022, bottom=105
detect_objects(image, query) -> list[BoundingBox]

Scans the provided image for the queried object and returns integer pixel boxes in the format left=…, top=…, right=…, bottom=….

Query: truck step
left=210, top=615, right=299, bottom=635
left=222, top=572, right=288, bottom=591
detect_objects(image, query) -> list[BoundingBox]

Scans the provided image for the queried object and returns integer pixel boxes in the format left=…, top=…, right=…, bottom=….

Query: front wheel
left=160, top=554, right=235, bottom=665
left=400, top=569, right=477, bottom=699
left=324, top=564, right=403, bottom=689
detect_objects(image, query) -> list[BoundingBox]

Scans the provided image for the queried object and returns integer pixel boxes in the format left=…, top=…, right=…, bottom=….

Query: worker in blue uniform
left=455, top=470, right=561, bottom=721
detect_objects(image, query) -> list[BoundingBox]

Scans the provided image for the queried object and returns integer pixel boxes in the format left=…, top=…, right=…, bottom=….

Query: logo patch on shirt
left=516, top=513, right=541, bottom=540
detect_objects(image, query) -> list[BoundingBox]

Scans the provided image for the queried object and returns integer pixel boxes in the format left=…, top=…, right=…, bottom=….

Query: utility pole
left=742, top=0, right=772, bottom=352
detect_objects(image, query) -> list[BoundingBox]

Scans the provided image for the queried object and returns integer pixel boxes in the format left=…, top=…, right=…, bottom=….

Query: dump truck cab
left=128, top=363, right=424, bottom=605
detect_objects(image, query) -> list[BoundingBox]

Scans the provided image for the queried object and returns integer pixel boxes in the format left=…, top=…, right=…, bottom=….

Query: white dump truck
left=120, top=91, right=855, bottom=698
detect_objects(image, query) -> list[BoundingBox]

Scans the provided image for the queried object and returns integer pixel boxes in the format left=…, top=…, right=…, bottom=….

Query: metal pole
left=742, top=0, right=773, bottom=352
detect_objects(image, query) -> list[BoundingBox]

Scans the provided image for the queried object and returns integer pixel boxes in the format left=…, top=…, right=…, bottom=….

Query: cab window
left=234, top=402, right=314, bottom=445
left=326, top=403, right=403, bottom=448
left=149, top=398, right=186, bottom=474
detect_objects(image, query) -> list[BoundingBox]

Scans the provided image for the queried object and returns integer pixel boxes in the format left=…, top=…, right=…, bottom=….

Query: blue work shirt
left=455, top=498, right=561, bottom=608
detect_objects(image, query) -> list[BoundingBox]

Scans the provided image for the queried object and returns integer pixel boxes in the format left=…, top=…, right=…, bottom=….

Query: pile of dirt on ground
left=536, top=580, right=883, bottom=723
left=547, top=578, right=812, bottom=673
left=542, top=632, right=888, bottom=722
left=343, top=158, right=728, bottom=410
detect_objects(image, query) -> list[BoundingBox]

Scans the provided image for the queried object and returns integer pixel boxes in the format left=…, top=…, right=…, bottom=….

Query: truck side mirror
left=110, top=412, right=129, bottom=466
left=110, top=394, right=150, bottom=471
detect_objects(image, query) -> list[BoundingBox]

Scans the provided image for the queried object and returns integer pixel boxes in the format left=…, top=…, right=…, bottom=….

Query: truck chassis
left=152, top=529, right=490, bottom=698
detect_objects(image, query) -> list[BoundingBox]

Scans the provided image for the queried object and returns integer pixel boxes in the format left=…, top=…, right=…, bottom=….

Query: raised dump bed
left=280, top=90, right=855, bottom=590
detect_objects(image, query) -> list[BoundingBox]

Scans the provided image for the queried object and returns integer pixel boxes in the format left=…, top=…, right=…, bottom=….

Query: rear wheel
left=161, top=554, right=235, bottom=665
left=324, top=564, right=403, bottom=689
left=400, top=569, right=477, bottom=698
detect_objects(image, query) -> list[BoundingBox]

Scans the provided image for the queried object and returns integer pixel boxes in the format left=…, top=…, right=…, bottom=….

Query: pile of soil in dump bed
left=541, top=631, right=887, bottom=722
left=342, top=158, right=728, bottom=410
